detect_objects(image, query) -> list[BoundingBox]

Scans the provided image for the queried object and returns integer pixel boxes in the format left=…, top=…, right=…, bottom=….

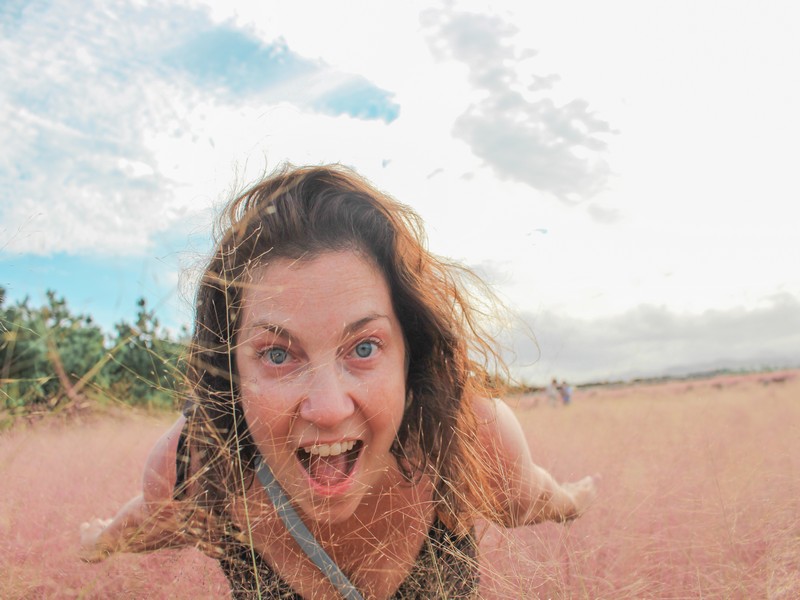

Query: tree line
left=0, top=287, right=186, bottom=418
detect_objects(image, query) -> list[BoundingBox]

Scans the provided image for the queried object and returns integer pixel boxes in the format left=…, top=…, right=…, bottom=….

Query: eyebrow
left=248, top=313, right=390, bottom=342
left=342, top=313, right=391, bottom=338
left=250, top=321, right=290, bottom=338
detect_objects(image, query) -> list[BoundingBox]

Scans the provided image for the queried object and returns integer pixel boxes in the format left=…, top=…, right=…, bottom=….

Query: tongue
left=307, top=453, right=349, bottom=486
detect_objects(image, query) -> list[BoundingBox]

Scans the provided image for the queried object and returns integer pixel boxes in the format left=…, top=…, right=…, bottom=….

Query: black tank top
left=174, top=425, right=479, bottom=599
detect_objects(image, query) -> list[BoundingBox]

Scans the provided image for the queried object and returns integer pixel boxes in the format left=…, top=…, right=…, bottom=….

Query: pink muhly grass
left=2, top=370, right=798, bottom=599
left=0, top=411, right=228, bottom=599
left=482, top=370, right=800, bottom=599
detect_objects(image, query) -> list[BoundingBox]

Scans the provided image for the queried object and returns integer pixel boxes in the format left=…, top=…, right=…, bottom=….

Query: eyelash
left=256, top=346, right=291, bottom=366
left=350, top=337, right=382, bottom=359
left=255, top=337, right=383, bottom=365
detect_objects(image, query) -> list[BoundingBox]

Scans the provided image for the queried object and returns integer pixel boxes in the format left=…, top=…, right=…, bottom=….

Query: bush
left=0, top=288, right=186, bottom=413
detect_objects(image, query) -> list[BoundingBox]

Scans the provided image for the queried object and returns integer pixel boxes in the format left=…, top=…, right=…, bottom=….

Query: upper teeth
left=303, top=440, right=356, bottom=457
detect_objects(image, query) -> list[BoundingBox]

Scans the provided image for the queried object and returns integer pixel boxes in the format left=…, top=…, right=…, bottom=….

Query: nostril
left=299, top=393, right=356, bottom=425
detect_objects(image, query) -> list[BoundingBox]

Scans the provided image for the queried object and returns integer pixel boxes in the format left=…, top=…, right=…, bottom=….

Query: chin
left=300, top=493, right=365, bottom=527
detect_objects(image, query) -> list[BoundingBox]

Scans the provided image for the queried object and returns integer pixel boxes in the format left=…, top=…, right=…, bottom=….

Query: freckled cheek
left=239, top=378, right=298, bottom=441
left=241, top=398, right=294, bottom=458
left=368, top=381, right=406, bottom=432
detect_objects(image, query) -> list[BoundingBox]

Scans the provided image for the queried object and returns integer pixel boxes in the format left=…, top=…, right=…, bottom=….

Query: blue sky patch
left=0, top=218, right=214, bottom=334
left=165, top=24, right=399, bottom=122
left=165, top=27, right=318, bottom=94
left=0, top=249, right=192, bottom=336
left=313, top=75, right=400, bottom=123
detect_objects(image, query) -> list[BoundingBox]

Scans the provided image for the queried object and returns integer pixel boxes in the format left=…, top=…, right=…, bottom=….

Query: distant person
left=546, top=378, right=560, bottom=407
left=79, top=164, right=597, bottom=599
left=559, top=380, right=573, bottom=406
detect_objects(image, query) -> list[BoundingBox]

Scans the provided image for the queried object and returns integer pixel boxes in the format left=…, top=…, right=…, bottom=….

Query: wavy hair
left=184, top=164, right=507, bottom=532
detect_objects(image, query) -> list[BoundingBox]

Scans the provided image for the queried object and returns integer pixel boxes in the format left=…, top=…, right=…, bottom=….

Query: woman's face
left=235, top=250, right=407, bottom=524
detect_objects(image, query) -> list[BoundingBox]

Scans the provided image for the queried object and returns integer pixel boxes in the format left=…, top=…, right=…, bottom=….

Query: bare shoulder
left=142, top=415, right=186, bottom=506
left=473, top=396, right=529, bottom=453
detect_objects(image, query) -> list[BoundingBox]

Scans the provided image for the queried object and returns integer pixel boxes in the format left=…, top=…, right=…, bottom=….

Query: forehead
left=239, top=251, right=395, bottom=325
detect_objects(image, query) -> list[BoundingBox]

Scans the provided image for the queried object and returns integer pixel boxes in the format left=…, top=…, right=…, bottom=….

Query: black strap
left=254, top=456, right=364, bottom=600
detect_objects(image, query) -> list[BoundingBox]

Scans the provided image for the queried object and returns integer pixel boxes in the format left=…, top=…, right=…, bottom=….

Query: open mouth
left=297, top=440, right=363, bottom=487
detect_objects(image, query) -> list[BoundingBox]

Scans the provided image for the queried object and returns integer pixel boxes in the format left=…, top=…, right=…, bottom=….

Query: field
left=2, top=370, right=798, bottom=599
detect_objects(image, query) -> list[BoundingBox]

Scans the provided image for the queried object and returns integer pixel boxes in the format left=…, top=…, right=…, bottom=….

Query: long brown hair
left=185, top=164, right=506, bottom=532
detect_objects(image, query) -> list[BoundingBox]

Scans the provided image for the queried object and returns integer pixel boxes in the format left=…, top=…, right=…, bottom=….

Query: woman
left=81, top=164, right=597, bottom=599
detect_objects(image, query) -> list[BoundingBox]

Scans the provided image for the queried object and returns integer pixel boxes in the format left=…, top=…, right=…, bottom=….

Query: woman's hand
left=474, top=397, right=601, bottom=526
left=79, top=517, right=113, bottom=562
left=562, top=474, right=600, bottom=522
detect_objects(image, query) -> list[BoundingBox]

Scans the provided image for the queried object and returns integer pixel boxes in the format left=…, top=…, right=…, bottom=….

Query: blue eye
left=354, top=341, right=376, bottom=358
left=266, top=348, right=288, bottom=365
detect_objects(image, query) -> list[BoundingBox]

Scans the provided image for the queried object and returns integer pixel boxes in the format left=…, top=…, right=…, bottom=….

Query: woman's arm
left=474, top=397, right=597, bottom=527
left=80, top=415, right=191, bottom=562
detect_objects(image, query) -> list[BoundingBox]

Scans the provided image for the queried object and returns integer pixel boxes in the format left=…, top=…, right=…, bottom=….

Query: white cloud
left=420, top=5, right=613, bottom=203
left=3, top=0, right=800, bottom=382
left=0, top=0, right=403, bottom=256
left=0, top=0, right=204, bottom=255
left=512, top=293, right=800, bottom=384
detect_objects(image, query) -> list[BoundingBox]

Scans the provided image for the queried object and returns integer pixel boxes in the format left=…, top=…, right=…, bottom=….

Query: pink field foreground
left=2, top=370, right=799, bottom=599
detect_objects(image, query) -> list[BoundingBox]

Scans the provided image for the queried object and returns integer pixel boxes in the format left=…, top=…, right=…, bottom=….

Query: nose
left=299, top=363, right=356, bottom=429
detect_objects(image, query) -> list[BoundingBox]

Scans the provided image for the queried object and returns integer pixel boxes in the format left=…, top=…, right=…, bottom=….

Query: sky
left=2, top=0, right=799, bottom=384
